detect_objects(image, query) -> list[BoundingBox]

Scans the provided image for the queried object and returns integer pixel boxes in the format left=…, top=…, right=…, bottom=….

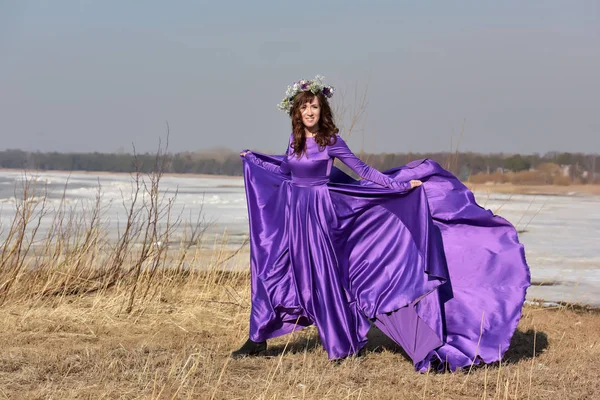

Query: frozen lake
left=1, top=170, right=599, bottom=306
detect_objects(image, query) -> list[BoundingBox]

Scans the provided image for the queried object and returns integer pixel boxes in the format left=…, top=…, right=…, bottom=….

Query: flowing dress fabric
left=242, top=135, right=530, bottom=371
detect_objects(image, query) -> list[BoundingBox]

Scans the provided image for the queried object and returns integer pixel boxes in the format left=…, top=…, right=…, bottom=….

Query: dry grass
left=0, top=275, right=599, bottom=399
left=466, top=182, right=600, bottom=196
left=468, top=170, right=598, bottom=189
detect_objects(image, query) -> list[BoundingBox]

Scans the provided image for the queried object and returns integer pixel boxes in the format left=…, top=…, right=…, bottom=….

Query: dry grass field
left=0, top=272, right=599, bottom=399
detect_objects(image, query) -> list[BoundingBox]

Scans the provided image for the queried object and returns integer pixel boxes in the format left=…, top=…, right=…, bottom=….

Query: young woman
left=234, top=76, right=530, bottom=372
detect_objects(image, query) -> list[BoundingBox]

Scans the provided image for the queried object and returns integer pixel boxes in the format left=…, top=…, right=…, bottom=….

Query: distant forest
left=0, top=148, right=598, bottom=184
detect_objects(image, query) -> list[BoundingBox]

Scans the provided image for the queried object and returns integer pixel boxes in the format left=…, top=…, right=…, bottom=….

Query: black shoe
left=230, top=338, right=267, bottom=359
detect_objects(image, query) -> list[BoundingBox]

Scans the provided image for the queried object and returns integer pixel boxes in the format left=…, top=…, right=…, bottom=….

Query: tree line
left=0, top=149, right=244, bottom=176
left=0, top=148, right=598, bottom=183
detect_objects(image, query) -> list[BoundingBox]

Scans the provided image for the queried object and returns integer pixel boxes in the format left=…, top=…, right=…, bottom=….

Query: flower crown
left=277, top=75, right=335, bottom=115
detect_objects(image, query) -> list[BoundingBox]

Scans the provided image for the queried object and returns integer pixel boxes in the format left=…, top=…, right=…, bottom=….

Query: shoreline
left=0, top=167, right=242, bottom=181
left=3, top=168, right=600, bottom=196
left=2, top=168, right=600, bottom=195
left=525, top=298, right=600, bottom=312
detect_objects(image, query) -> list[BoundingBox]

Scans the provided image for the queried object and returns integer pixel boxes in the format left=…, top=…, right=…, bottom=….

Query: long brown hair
left=290, top=91, right=339, bottom=157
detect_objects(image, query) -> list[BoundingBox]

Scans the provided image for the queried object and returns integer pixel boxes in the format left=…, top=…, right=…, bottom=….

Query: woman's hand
left=410, top=180, right=423, bottom=188
left=240, top=151, right=249, bottom=157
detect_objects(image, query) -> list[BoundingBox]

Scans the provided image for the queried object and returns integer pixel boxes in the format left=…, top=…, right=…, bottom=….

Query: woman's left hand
left=410, top=180, right=423, bottom=188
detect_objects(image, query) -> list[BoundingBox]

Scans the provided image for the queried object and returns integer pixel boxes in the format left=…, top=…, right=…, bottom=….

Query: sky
left=0, top=1, right=598, bottom=155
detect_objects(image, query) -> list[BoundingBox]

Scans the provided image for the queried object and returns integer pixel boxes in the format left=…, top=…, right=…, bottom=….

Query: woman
left=234, top=76, right=530, bottom=372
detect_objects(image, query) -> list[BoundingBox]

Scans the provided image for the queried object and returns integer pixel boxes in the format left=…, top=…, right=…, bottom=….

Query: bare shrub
left=0, top=133, right=247, bottom=314
left=552, top=175, right=571, bottom=186
left=469, top=171, right=511, bottom=184
left=510, top=171, right=546, bottom=185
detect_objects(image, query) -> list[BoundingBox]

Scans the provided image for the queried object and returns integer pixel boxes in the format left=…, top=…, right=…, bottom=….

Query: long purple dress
left=241, top=134, right=530, bottom=372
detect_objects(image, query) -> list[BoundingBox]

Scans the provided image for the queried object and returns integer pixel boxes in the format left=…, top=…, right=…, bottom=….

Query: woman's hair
left=290, top=91, right=339, bottom=157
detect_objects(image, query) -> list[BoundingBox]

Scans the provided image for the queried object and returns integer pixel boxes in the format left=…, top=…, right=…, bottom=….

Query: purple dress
left=241, top=134, right=530, bottom=372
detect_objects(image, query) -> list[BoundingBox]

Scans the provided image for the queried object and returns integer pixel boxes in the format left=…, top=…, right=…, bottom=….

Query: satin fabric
left=241, top=135, right=530, bottom=371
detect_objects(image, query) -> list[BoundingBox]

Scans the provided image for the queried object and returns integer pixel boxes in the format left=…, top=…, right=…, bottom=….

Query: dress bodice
left=286, top=139, right=334, bottom=185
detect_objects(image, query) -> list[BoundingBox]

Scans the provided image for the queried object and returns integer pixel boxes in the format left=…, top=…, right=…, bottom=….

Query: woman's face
left=300, top=96, right=320, bottom=131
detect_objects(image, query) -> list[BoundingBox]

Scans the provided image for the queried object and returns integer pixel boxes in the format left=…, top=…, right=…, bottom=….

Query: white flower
left=277, top=75, right=335, bottom=116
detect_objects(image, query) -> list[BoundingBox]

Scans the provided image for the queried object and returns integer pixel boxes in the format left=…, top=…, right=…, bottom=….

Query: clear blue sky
left=1, top=1, right=598, bottom=154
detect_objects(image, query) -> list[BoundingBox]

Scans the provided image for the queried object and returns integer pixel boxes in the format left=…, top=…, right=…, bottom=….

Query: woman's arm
left=327, top=136, right=418, bottom=191
left=240, top=136, right=292, bottom=175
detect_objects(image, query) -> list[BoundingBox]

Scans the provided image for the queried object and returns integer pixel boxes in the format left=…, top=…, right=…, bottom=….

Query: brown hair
left=290, top=91, right=339, bottom=157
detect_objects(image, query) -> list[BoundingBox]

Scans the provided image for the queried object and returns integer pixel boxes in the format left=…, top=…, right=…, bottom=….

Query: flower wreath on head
left=277, top=75, right=335, bottom=116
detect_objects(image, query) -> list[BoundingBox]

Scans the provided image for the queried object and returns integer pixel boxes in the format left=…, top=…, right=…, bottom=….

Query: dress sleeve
left=242, top=135, right=292, bottom=176
left=327, top=135, right=411, bottom=191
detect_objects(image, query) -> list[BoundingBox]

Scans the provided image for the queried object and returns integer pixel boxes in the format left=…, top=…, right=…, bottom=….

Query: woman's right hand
left=240, top=151, right=250, bottom=157
left=410, top=180, right=423, bottom=188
